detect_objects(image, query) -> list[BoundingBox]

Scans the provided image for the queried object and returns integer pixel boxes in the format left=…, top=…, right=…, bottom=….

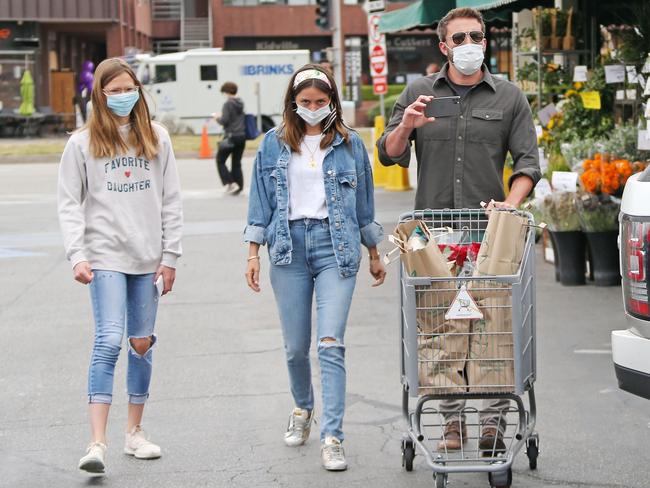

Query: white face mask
left=448, top=43, right=484, bottom=76
left=295, top=104, right=332, bottom=127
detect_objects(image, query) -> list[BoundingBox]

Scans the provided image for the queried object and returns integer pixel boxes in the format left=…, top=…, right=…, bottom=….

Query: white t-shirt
left=288, top=134, right=328, bottom=220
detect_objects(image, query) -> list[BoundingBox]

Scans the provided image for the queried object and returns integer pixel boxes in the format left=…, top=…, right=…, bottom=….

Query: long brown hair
left=279, top=64, right=349, bottom=153
left=85, top=58, right=159, bottom=160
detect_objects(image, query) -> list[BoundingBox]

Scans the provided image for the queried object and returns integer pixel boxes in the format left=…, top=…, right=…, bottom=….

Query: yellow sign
left=580, top=91, right=601, bottom=110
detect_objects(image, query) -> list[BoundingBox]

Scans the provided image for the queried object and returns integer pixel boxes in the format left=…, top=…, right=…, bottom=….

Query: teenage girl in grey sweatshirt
left=57, top=58, right=182, bottom=475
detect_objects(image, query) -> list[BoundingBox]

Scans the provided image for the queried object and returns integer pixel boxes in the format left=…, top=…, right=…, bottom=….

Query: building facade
left=0, top=0, right=152, bottom=111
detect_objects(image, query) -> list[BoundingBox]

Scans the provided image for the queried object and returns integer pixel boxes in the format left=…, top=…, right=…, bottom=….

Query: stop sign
left=371, top=45, right=386, bottom=76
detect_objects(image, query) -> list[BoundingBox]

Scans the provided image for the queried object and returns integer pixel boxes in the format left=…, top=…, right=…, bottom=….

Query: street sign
left=367, top=13, right=388, bottom=79
left=373, top=75, right=388, bottom=95
left=367, top=14, right=382, bottom=45
left=370, top=44, right=387, bottom=76
left=365, top=0, right=385, bottom=13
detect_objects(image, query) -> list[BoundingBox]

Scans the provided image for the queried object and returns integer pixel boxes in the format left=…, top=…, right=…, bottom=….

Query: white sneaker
left=284, top=407, right=313, bottom=447
left=222, top=183, right=235, bottom=194
left=78, top=441, right=107, bottom=473
left=124, top=425, right=162, bottom=459
left=321, top=436, right=347, bottom=471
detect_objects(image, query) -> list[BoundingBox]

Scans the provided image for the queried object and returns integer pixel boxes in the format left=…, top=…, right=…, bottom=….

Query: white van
left=133, top=48, right=311, bottom=134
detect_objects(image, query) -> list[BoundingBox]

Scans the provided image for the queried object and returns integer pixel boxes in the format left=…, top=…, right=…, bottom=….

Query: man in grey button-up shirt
left=378, top=6, right=541, bottom=454
left=377, top=11, right=540, bottom=211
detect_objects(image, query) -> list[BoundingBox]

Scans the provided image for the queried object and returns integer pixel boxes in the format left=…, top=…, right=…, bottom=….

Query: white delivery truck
left=133, top=48, right=311, bottom=135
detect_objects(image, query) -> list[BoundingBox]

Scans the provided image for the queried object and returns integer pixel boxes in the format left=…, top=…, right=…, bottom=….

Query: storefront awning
left=379, top=0, right=552, bottom=33
left=378, top=0, right=455, bottom=34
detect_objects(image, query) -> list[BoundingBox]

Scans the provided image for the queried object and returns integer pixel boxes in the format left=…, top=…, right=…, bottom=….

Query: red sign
left=0, top=29, right=11, bottom=40
left=373, top=76, right=388, bottom=95
left=370, top=45, right=386, bottom=76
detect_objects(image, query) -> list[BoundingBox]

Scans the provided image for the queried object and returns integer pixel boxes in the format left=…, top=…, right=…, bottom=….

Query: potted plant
left=540, top=191, right=586, bottom=286
left=576, top=193, right=621, bottom=286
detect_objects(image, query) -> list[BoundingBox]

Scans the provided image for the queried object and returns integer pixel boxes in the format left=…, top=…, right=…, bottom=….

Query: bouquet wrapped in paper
left=539, top=191, right=581, bottom=231
left=576, top=193, right=620, bottom=232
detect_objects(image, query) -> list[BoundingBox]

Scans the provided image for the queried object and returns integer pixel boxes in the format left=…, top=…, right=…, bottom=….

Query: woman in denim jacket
left=244, top=64, right=386, bottom=471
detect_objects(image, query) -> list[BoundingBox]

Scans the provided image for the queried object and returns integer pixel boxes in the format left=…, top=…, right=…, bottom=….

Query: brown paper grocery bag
left=467, top=295, right=515, bottom=392
left=418, top=335, right=468, bottom=395
left=475, top=210, right=528, bottom=276
left=394, top=220, right=452, bottom=278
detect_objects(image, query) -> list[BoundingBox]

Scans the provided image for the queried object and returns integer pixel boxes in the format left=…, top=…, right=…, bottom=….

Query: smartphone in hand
left=424, top=96, right=461, bottom=118
left=155, top=275, right=164, bottom=297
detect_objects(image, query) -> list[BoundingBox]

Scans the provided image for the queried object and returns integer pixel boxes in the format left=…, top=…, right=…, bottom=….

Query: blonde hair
left=85, top=58, right=159, bottom=160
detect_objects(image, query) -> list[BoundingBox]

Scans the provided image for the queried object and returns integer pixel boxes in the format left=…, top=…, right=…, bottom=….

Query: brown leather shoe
left=478, top=427, right=506, bottom=455
left=436, top=421, right=467, bottom=451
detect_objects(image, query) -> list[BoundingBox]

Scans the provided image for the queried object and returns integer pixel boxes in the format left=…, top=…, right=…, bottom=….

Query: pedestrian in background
left=214, top=81, right=246, bottom=195
left=57, top=57, right=183, bottom=474
left=244, top=64, right=386, bottom=471
left=425, top=62, right=440, bottom=75
left=377, top=7, right=540, bottom=454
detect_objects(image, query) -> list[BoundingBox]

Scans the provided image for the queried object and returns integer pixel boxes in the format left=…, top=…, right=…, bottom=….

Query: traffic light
left=315, top=0, right=330, bottom=30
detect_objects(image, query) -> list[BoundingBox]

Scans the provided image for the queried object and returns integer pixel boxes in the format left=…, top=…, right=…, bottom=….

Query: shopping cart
left=397, top=209, right=538, bottom=488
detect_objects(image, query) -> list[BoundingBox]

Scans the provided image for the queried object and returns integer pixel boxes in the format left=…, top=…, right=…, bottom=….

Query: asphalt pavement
left=1, top=154, right=649, bottom=488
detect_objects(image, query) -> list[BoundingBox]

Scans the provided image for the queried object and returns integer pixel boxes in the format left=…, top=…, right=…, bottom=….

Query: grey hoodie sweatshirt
left=216, top=96, right=245, bottom=137
left=57, top=123, right=183, bottom=274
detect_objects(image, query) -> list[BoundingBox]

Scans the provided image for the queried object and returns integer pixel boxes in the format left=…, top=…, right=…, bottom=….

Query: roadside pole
left=331, top=0, right=344, bottom=97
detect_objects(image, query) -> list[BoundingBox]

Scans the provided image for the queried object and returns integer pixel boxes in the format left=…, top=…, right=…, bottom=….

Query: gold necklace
left=302, top=138, right=321, bottom=169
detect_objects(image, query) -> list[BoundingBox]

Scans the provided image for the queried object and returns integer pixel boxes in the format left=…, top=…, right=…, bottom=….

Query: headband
left=293, top=69, right=331, bottom=89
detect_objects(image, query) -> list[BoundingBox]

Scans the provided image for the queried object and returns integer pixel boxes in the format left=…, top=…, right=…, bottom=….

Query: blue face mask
left=106, top=90, right=140, bottom=117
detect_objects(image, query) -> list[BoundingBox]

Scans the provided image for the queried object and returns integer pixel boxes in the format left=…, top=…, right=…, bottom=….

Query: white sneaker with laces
left=321, top=436, right=347, bottom=471
left=124, top=425, right=162, bottom=459
left=284, top=407, right=313, bottom=447
left=78, top=441, right=107, bottom=473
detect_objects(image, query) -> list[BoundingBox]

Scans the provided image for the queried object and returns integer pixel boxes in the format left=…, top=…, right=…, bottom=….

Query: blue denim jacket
left=244, top=129, right=384, bottom=277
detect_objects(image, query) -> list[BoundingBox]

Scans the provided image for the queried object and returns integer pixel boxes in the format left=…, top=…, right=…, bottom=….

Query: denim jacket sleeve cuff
left=243, top=224, right=267, bottom=245
left=360, top=221, right=384, bottom=248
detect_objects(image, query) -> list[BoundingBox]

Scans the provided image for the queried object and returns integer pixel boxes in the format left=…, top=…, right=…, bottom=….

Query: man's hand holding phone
left=399, top=95, right=436, bottom=130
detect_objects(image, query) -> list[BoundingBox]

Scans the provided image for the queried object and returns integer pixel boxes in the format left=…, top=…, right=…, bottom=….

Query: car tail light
left=621, top=214, right=650, bottom=319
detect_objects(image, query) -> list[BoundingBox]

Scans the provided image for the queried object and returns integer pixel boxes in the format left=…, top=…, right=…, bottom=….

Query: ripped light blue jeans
left=270, top=218, right=357, bottom=442
left=88, top=270, right=158, bottom=405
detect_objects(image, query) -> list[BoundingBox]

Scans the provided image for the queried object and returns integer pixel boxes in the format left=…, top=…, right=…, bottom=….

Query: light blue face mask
left=106, top=90, right=140, bottom=117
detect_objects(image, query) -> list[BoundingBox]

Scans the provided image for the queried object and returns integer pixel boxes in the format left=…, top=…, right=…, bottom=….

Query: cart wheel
left=401, top=439, right=415, bottom=471
left=488, top=468, right=512, bottom=488
left=526, top=434, right=539, bottom=470
left=402, top=439, right=415, bottom=471
left=434, top=472, right=448, bottom=488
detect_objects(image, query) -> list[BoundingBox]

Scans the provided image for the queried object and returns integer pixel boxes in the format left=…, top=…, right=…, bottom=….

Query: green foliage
left=600, top=124, right=650, bottom=162
left=367, top=94, right=400, bottom=121
left=361, top=84, right=406, bottom=102
left=576, top=194, right=620, bottom=232
left=540, top=191, right=582, bottom=231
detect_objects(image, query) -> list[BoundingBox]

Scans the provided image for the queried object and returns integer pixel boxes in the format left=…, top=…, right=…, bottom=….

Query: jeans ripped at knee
left=318, top=337, right=345, bottom=350
left=128, top=333, right=157, bottom=360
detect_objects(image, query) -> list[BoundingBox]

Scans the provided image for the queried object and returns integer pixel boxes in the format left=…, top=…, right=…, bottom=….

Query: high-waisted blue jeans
left=270, top=218, right=357, bottom=442
left=87, top=270, right=158, bottom=405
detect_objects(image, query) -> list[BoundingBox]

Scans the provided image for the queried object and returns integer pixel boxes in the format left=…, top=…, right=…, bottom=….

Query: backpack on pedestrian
left=244, top=114, right=261, bottom=140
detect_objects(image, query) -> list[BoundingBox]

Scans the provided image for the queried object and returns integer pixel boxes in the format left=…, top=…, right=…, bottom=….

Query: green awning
left=457, top=0, right=552, bottom=13
left=379, top=0, right=551, bottom=33
left=378, top=0, right=455, bottom=34
left=457, top=0, right=518, bottom=8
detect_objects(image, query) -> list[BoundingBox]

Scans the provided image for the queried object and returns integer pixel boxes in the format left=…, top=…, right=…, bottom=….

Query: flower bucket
left=550, top=230, right=586, bottom=286
left=585, top=231, right=620, bottom=286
